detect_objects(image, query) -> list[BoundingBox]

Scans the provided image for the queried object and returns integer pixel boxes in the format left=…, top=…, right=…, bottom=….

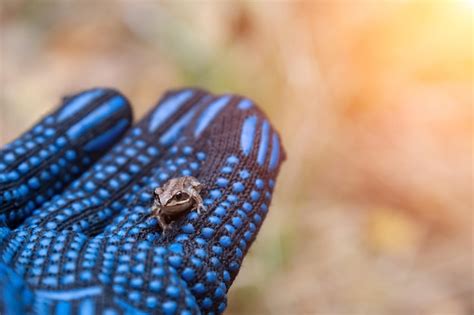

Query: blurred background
left=0, top=1, right=472, bottom=314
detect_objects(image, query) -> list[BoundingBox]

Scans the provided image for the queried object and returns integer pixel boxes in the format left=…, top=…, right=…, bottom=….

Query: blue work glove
left=0, top=87, right=285, bottom=314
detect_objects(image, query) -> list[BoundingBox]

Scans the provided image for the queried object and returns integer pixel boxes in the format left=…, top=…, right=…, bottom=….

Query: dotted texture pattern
left=0, top=87, right=285, bottom=315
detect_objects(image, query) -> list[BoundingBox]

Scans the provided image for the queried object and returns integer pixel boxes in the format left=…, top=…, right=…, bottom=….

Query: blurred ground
left=0, top=1, right=472, bottom=314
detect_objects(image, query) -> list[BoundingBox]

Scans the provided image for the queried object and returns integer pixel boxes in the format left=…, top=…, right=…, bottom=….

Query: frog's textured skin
left=153, top=176, right=206, bottom=231
left=0, top=87, right=285, bottom=315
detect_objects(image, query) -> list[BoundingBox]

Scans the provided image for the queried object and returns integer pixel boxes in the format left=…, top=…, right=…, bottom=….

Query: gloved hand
left=0, top=87, right=285, bottom=314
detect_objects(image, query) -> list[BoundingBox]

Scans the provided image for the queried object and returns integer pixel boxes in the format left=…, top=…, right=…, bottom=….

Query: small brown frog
left=152, top=176, right=206, bottom=231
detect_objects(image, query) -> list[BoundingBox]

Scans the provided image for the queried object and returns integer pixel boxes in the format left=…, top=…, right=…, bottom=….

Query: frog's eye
left=175, top=192, right=190, bottom=201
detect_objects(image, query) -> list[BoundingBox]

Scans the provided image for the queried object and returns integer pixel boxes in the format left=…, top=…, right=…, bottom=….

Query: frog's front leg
left=156, top=212, right=170, bottom=233
left=152, top=187, right=163, bottom=213
left=190, top=190, right=206, bottom=214
left=151, top=200, right=161, bottom=216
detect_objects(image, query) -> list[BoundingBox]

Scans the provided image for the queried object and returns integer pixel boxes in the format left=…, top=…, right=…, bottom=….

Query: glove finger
left=105, top=95, right=285, bottom=313
left=0, top=89, right=132, bottom=228
left=22, top=88, right=212, bottom=235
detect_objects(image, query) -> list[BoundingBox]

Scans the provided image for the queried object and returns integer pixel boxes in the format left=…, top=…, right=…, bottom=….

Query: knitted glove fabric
left=0, top=88, right=132, bottom=228
left=0, top=87, right=285, bottom=314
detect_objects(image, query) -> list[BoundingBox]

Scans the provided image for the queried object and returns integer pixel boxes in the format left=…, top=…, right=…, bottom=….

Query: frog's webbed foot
left=196, top=203, right=207, bottom=215
left=156, top=213, right=171, bottom=234
left=189, top=189, right=206, bottom=214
